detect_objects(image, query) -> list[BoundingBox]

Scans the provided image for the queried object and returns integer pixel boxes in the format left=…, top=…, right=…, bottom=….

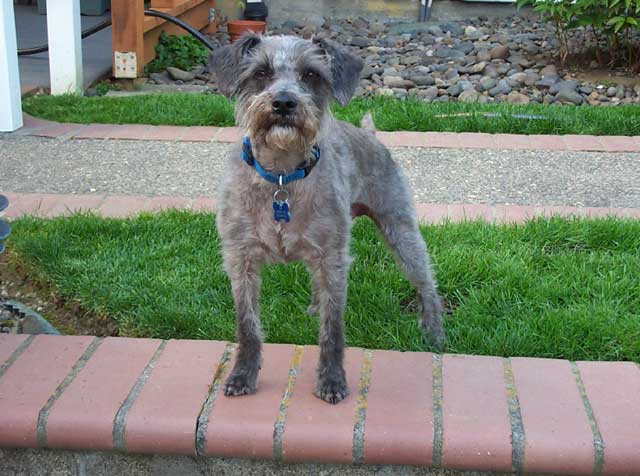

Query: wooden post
left=111, top=0, right=145, bottom=78
left=46, top=0, right=84, bottom=94
left=0, top=0, right=23, bottom=131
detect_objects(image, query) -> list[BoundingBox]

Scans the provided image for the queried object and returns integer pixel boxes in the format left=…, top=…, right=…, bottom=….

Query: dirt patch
left=0, top=253, right=118, bottom=337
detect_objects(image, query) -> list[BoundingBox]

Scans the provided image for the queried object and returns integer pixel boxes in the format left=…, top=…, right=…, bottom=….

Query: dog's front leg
left=224, top=258, right=263, bottom=396
left=310, top=253, right=351, bottom=404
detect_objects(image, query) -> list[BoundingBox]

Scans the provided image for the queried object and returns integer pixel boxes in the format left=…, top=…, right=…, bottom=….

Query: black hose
left=144, top=9, right=213, bottom=50
left=17, top=8, right=213, bottom=57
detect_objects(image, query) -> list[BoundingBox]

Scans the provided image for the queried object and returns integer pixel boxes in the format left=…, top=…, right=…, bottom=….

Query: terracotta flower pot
left=228, top=20, right=266, bottom=43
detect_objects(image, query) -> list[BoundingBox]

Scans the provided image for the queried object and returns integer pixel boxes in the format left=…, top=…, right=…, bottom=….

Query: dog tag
left=273, top=200, right=291, bottom=222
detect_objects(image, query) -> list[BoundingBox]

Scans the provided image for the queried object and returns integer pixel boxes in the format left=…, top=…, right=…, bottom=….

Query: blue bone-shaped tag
left=273, top=200, right=291, bottom=222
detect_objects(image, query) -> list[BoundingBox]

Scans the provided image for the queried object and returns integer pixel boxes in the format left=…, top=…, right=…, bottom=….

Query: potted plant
left=227, top=0, right=267, bottom=42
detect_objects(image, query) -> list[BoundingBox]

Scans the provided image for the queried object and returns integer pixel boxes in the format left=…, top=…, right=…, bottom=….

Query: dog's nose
left=272, top=93, right=298, bottom=116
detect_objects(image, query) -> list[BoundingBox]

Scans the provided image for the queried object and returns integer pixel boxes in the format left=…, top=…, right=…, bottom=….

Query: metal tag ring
left=273, top=189, right=289, bottom=202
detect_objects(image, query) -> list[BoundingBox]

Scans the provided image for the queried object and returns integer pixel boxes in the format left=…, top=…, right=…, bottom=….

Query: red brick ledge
left=3, top=192, right=640, bottom=222
left=10, top=114, right=640, bottom=152
left=1, top=334, right=639, bottom=474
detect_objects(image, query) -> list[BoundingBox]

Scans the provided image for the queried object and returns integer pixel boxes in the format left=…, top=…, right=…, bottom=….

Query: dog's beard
left=238, top=92, right=321, bottom=153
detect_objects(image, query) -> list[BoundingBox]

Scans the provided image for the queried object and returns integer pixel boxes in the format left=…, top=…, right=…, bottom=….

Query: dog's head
left=210, top=34, right=363, bottom=153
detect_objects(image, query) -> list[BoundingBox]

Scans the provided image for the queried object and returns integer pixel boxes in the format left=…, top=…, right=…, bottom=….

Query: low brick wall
left=1, top=334, right=639, bottom=475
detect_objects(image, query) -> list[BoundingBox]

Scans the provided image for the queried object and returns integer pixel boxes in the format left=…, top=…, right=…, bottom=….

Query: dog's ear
left=209, top=33, right=262, bottom=98
left=313, top=37, right=363, bottom=106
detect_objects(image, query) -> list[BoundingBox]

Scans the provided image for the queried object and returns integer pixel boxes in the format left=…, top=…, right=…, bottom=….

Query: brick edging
left=1, top=334, right=640, bottom=474
left=9, top=114, right=640, bottom=152
left=2, top=191, right=639, bottom=222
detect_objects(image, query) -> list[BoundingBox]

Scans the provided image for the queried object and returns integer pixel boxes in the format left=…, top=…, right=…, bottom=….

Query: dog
left=210, top=33, right=445, bottom=404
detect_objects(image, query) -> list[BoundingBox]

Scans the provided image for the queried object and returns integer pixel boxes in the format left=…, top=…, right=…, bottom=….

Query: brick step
left=1, top=334, right=638, bottom=474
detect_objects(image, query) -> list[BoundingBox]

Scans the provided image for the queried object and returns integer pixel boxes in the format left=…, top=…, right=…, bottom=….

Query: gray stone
left=540, top=64, right=558, bottom=77
left=427, top=25, right=443, bottom=36
left=150, top=71, right=172, bottom=85
left=419, top=86, right=439, bottom=101
left=476, top=48, right=492, bottom=62
left=376, top=87, right=395, bottom=97
left=383, top=76, right=415, bottom=89
left=490, top=44, right=510, bottom=60
left=458, top=89, right=480, bottom=102
left=400, top=55, right=422, bottom=65
left=411, top=75, right=436, bottom=86
left=507, top=72, right=528, bottom=86
left=446, top=83, right=464, bottom=97
left=606, top=86, right=617, bottom=97
left=477, top=77, right=498, bottom=92
left=440, top=22, right=463, bottom=36
left=166, top=67, right=196, bottom=82
left=535, top=76, right=560, bottom=90
left=469, top=61, right=487, bottom=74
left=549, top=79, right=579, bottom=94
left=434, top=45, right=465, bottom=58
left=458, top=42, right=475, bottom=54
left=506, top=90, right=530, bottom=104
left=616, top=85, right=625, bottom=99
left=556, top=90, right=584, bottom=105
left=489, top=79, right=512, bottom=97
left=350, top=36, right=371, bottom=48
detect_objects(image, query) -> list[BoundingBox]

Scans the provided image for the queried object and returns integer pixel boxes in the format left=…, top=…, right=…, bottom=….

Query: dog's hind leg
left=356, top=203, right=445, bottom=350
left=223, top=256, right=263, bottom=396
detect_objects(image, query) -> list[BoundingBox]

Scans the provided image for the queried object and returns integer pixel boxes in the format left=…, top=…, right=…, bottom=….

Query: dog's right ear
left=209, top=33, right=262, bottom=98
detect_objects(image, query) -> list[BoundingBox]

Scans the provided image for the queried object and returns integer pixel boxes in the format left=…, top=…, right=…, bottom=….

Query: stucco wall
left=215, top=0, right=520, bottom=26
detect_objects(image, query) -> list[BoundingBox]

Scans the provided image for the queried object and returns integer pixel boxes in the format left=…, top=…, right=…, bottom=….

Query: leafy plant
left=145, top=31, right=209, bottom=74
left=517, top=0, right=640, bottom=70
left=93, top=81, right=121, bottom=97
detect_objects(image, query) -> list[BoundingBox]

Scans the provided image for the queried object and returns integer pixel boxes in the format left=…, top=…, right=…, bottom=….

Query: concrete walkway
left=2, top=130, right=640, bottom=209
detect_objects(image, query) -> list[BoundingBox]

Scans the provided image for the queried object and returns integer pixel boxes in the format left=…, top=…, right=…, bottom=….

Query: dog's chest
left=252, top=198, right=318, bottom=263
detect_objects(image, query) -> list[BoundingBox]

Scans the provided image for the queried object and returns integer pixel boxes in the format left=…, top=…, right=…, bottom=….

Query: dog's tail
left=360, top=112, right=376, bottom=133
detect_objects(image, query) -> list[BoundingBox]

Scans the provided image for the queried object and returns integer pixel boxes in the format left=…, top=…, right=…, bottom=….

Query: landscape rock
left=556, top=90, right=584, bottom=105
left=459, top=89, right=480, bottom=102
left=507, top=90, right=531, bottom=104
left=146, top=17, right=640, bottom=106
left=166, top=67, right=196, bottom=82
left=490, top=45, right=510, bottom=60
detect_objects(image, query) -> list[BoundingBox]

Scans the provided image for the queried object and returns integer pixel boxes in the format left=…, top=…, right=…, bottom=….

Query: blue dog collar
left=241, top=136, right=320, bottom=186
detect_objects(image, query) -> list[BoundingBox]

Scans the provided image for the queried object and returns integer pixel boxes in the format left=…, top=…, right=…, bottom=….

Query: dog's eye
left=254, top=69, right=270, bottom=80
left=304, top=70, right=318, bottom=80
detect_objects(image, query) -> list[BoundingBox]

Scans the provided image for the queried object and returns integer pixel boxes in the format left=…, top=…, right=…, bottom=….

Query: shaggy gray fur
left=210, top=34, right=445, bottom=404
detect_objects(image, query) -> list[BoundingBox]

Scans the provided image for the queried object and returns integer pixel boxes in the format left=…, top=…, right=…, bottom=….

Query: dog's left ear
left=210, top=33, right=262, bottom=98
left=313, top=37, right=363, bottom=106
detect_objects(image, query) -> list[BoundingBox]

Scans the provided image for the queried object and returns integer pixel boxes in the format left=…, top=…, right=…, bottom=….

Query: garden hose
left=17, top=8, right=214, bottom=57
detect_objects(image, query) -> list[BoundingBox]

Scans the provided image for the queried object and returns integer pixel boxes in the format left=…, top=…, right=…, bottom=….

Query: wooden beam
left=111, top=0, right=145, bottom=78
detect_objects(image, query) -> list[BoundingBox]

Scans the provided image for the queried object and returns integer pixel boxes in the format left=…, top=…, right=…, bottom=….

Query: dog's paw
left=422, top=319, right=446, bottom=352
left=314, top=377, right=349, bottom=404
left=224, top=372, right=256, bottom=397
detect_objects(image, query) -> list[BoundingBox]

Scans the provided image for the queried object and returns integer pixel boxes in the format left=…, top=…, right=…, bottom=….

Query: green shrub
left=145, top=31, right=209, bottom=74
left=517, top=0, right=640, bottom=70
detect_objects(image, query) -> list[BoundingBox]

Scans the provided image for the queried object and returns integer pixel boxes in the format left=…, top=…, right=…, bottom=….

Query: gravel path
left=2, top=135, right=640, bottom=208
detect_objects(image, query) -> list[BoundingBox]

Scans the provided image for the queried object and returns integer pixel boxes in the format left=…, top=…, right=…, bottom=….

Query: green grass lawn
left=8, top=211, right=640, bottom=362
left=23, top=93, right=640, bottom=136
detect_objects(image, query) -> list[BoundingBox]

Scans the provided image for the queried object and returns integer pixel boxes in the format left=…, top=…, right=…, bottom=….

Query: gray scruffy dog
left=211, top=33, right=445, bottom=404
